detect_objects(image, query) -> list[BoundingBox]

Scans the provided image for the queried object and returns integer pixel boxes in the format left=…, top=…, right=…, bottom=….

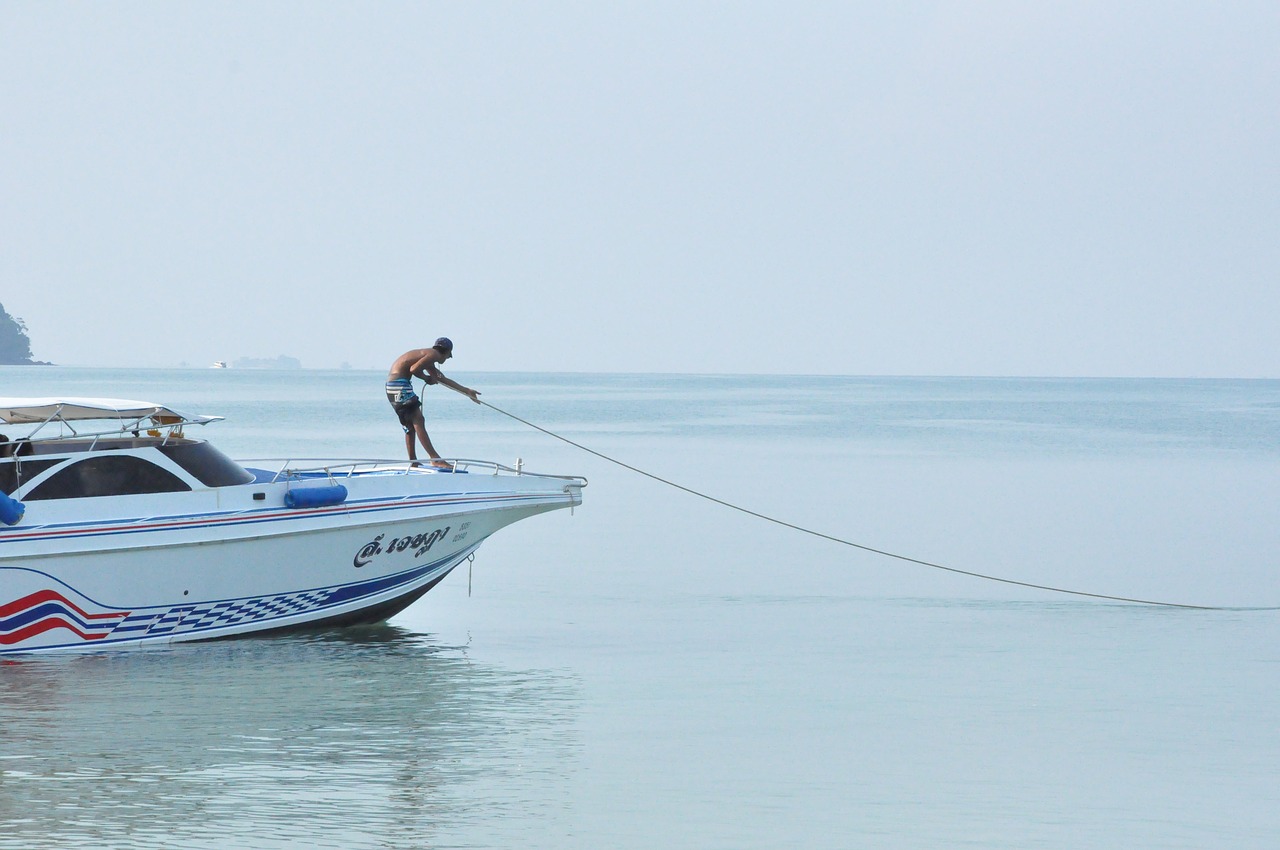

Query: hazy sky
left=2, top=2, right=1277, bottom=376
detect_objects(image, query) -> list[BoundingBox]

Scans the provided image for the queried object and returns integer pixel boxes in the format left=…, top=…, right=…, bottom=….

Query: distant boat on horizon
left=211, top=361, right=228, bottom=369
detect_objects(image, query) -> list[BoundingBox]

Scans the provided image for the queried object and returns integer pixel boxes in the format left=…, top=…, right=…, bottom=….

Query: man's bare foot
left=430, top=459, right=454, bottom=470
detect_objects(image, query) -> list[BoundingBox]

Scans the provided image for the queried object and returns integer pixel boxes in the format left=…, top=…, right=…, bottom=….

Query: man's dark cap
left=433, top=337, right=454, bottom=353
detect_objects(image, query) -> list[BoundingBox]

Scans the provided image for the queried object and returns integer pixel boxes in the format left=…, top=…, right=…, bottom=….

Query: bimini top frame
left=0, top=397, right=221, bottom=446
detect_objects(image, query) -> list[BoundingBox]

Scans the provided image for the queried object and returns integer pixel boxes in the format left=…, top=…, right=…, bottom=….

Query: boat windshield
left=0, top=458, right=60, bottom=496
left=25, top=456, right=192, bottom=500
left=157, top=442, right=255, bottom=487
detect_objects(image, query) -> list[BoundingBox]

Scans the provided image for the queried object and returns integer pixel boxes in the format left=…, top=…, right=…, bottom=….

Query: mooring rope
left=462, top=392, right=1273, bottom=611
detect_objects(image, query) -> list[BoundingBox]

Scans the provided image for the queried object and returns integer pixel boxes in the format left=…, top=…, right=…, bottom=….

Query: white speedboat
left=0, top=398, right=585, bottom=654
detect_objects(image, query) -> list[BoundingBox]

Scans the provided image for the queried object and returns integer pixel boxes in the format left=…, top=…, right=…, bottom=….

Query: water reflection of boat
left=0, top=398, right=585, bottom=654
left=0, top=629, right=580, bottom=846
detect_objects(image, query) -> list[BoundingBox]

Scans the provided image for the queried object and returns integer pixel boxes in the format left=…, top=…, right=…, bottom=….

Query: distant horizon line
left=2, top=363, right=1276, bottom=381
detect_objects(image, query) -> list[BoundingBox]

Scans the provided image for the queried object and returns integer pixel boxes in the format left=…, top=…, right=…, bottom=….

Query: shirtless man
left=385, top=338, right=481, bottom=467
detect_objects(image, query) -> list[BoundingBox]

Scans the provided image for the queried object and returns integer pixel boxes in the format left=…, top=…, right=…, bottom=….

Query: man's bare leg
left=412, top=417, right=451, bottom=469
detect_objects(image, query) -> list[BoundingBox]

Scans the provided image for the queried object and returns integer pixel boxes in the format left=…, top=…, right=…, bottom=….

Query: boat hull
left=0, top=468, right=581, bottom=654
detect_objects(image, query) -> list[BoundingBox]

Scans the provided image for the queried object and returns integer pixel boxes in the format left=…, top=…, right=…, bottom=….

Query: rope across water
left=462, top=390, right=1275, bottom=612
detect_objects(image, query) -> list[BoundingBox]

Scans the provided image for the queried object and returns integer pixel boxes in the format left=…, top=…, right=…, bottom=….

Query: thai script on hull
left=353, top=526, right=450, bottom=568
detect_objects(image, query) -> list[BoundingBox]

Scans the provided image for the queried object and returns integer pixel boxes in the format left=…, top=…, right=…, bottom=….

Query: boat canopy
left=0, top=398, right=218, bottom=426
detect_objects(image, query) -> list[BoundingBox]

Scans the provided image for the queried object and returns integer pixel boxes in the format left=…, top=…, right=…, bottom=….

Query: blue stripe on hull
left=0, top=492, right=559, bottom=547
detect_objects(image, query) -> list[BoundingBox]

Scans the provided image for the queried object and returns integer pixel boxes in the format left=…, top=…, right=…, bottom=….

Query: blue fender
left=0, top=492, right=25, bottom=526
left=284, top=484, right=348, bottom=509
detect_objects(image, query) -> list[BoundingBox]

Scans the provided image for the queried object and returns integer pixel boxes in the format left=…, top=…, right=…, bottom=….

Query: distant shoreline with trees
left=0, top=303, right=50, bottom=365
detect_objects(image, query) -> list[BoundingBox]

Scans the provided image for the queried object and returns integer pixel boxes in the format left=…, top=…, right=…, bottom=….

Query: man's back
left=388, top=348, right=440, bottom=380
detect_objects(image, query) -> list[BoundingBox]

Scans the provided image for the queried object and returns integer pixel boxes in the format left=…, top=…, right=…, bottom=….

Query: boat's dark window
left=0, top=459, right=60, bottom=495
left=25, top=456, right=191, bottom=500
left=157, top=442, right=254, bottom=487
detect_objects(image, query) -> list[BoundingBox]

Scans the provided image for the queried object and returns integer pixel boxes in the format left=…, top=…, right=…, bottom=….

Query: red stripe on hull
left=0, top=589, right=127, bottom=621
left=0, top=616, right=113, bottom=645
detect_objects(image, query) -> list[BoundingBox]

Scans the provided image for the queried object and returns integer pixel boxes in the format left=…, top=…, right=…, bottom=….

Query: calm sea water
left=1, top=368, right=1277, bottom=849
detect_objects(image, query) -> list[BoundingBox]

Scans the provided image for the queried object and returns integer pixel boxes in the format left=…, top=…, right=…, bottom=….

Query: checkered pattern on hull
left=111, top=590, right=338, bottom=638
left=105, top=556, right=458, bottom=641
